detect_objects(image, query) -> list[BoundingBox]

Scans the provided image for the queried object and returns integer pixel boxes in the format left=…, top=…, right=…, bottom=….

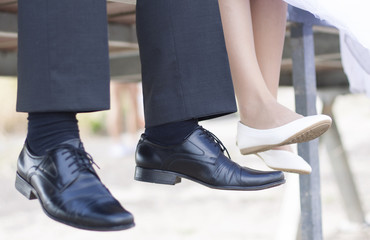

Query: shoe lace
left=47, top=144, right=100, bottom=175
left=199, top=127, right=231, bottom=159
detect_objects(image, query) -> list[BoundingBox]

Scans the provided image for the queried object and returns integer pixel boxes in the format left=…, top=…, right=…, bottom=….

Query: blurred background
left=1, top=77, right=370, bottom=239
left=1, top=1, right=370, bottom=239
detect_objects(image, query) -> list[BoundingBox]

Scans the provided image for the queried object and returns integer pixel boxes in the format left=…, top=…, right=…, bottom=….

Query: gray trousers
left=16, top=0, right=237, bottom=127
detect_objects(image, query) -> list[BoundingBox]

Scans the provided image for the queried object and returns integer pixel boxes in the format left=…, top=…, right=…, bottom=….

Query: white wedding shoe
left=237, top=114, right=332, bottom=155
left=256, top=150, right=312, bottom=174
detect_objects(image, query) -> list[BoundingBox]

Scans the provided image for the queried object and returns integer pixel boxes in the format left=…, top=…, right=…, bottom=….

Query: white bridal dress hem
left=285, top=0, right=370, bottom=96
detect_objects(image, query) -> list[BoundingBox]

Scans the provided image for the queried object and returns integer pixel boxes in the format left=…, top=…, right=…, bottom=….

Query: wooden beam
left=0, top=31, right=16, bottom=38
left=0, top=30, right=17, bottom=50
left=109, top=0, right=136, bottom=4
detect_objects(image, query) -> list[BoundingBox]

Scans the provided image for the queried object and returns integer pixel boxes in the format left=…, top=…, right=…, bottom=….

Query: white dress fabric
left=284, top=0, right=370, bottom=95
left=284, top=0, right=370, bottom=50
left=340, top=32, right=370, bottom=97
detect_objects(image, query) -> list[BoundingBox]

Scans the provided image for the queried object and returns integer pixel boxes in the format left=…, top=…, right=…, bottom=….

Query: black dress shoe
left=135, top=127, right=285, bottom=190
left=15, top=139, right=134, bottom=231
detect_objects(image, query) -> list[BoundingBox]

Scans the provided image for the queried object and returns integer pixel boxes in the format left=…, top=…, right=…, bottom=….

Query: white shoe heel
left=256, top=150, right=312, bottom=174
left=237, top=114, right=332, bottom=154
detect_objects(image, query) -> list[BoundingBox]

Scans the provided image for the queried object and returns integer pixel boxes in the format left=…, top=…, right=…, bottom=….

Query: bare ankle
left=239, top=100, right=302, bottom=129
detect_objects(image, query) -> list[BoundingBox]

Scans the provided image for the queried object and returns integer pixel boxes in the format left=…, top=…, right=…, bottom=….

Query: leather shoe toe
left=135, top=127, right=285, bottom=190
left=15, top=139, right=134, bottom=231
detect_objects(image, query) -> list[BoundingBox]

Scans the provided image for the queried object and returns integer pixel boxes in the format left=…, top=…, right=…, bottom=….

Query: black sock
left=145, top=119, right=199, bottom=145
left=26, top=112, right=80, bottom=156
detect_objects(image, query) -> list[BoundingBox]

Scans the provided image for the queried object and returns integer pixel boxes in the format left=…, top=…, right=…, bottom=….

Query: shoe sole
left=240, top=120, right=331, bottom=155
left=134, top=166, right=285, bottom=191
left=15, top=172, right=135, bottom=231
left=265, top=166, right=311, bottom=175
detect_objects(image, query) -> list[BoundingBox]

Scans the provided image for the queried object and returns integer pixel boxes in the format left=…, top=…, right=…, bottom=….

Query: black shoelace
left=199, top=127, right=231, bottom=159
left=46, top=144, right=100, bottom=175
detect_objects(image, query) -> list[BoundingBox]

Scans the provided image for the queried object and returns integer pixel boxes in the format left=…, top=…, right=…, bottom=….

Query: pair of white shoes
left=237, top=115, right=332, bottom=174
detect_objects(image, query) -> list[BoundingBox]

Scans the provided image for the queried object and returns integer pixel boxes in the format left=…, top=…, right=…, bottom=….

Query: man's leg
left=136, top=0, right=236, bottom=127
left=16, top=0, right=134, bottom=230
left=135, top=0, right=285, bottom=190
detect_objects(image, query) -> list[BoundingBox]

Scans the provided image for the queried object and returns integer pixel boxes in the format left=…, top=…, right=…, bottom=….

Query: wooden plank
left=0, top=0, right=16, bottom=4
left=0, top=1, right=17, bottom=13
left=0, top=40, right=17, bottom=50
left=107, top=2, right=136, bottom=24
left=281, top=53, right=342, bottom=71
left=0, top=31, right=16, bottom=38
left=109, top=14, right=136, bottom=25
left=109, top=0, right=136, bottom=4
left=109, top=40, right=138, bottom=51
left=314, top=53, right=341, bottom=62
left=313, top=26, right=339, bottom=35
left=0, top=31, right=17, bottom=50
left=107, top=2, right=136, bottom=15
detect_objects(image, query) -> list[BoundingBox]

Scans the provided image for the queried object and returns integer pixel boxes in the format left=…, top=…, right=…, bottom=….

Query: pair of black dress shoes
left=15, top=126, right=284, bottom=231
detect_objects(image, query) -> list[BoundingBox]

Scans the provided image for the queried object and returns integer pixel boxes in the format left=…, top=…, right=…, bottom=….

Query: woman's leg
left=219, top=0, right=301, bottom=129
left=219, top=0, right=319, bottom=174
left=250, top=0, right=294, bottom=152
left=251, top=0, right=287, bottom=97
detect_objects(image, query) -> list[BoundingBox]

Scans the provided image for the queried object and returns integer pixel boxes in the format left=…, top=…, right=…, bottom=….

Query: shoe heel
left=134, top=166, right=181, bottom=185
left=15, top=173, right=37, bottom=200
